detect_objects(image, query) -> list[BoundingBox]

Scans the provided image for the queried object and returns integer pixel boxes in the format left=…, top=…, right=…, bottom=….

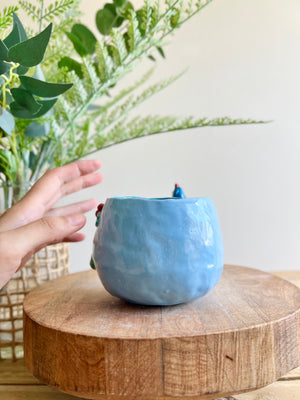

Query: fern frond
left=0, top=6, right=18, bottom=33
left=90, top=115, right=266, bottom=153
left=55, top=96, right=74, bottom=121
left=43, top=0, right=76, bottom=22
left=127, top=10, right=142, bottom=52
left=82, top=58, right=101, bottom=93
left=95, top=41, right=114, bottom=82
left=95, top=70, right=186, bottom=135
left=50, top=119, right=61, bottom=140
left=111, top=29, right=128, bottom=66
left=66, top=71, right=88, bottom=105
left=19, top=1, right=39, bottom=21
left=73, top=118, right=92, bottom=159
left=150, top=0, right=162, bottom=28
left=91, top=68, right=155, bottom=117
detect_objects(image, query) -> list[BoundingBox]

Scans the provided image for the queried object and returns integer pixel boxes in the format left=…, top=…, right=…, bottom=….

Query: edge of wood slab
left=23, top=265, right=300, bottom=399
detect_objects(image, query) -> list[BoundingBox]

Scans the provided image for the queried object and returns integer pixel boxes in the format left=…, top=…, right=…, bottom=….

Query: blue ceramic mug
left=92, top=196, right=224, bottom=306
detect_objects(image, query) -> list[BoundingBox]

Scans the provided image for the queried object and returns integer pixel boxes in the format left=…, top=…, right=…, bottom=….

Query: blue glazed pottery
left=92, top=196, right=224, bottom=306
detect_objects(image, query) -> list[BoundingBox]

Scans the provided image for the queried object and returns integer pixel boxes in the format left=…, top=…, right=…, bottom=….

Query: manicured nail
left=67, top=213, right=85, bottom=226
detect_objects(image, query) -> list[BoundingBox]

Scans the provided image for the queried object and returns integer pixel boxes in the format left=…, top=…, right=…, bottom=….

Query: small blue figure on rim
left=172, top=183, right=186, bottom=198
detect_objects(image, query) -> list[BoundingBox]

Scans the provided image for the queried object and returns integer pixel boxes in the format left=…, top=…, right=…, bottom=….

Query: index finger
left=0, top=160, right=102, bottom=231
left=28, top=159, right=102, bottom=207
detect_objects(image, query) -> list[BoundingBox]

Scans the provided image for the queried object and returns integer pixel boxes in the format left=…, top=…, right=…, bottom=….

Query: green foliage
left=66, top=24, right=96, bottom=57
left=0, top=6, right=19, bottom=33
left=0, top=0, right=264, bottom=202
left=0, top=9, right=72, bottom=194
left=8, top=23, right=52, bottom=67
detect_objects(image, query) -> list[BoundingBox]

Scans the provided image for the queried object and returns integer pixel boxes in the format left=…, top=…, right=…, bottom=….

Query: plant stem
left=39, top=0, right=45, bottom=33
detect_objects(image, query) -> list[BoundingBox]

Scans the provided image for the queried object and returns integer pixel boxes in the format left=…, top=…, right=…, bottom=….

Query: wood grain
left=3, top=361, right=300, bottom=400
left=23, top=265, right=300, bottom=400
left=0, top=385, right=83, bottom=400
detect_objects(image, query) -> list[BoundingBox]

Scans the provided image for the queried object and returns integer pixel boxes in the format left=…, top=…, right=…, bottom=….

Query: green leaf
left=66, top=24, right=97, bottom=57
left=58, top=56, right=83, bottom=78
left=96, top=5, right=123, bottom=35
left=157, top=46, right=165, bottom=58
left=3, top=22, right=20, bottom=49
left=16, top=64, right=29, bottom=75
left=113, top=0, right=126, bottom=7
left=11, top=88, right=42, bottom=114
left=0, top=89, right=13, bottom=106
left=0, top=150, right=18, bottom=181
left=19, top=76, right=73, bottom=98
left=33, top=98, right=57, bottom=118
left=10, top=97, right=56, bottom=119
left=136, top=9, right=145, bottom=36
left=0, top=60, right=10, bottom=75
left=170, top=8, right=181, bottom=28
left=25, top=121, right=50, bottom=137
left=29, top=151, right=36, bottom=170
left=2, top=13, right=27, bottom=50
left=8, top=23, right=52, bottom=67
left=10, top=101, right=40, bottom=119
left=0, top=108, right=15, bottom=135
left=0, top=40, right=9, bottom=61
left=12, top=12, right=28, bottom=42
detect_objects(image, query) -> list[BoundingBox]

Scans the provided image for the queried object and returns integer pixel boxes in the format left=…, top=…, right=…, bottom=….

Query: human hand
left=0, top=160, right=102, bottom=288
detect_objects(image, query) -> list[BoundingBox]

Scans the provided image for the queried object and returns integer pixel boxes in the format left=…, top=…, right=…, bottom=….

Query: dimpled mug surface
left=92, top=197, right=224, bottom=306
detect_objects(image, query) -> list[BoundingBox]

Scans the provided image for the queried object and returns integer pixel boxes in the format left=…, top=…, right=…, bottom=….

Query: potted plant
left=0, top=0, right=260, bottom=204
left=0, top=0, right=261, bottom=360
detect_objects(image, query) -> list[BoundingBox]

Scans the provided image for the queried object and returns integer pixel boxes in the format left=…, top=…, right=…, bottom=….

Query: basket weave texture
left=0, top=243, right=69, bottom=360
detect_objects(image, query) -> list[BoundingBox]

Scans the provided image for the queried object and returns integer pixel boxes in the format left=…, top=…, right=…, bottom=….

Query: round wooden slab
left=23, top=265, right=300, bottom=400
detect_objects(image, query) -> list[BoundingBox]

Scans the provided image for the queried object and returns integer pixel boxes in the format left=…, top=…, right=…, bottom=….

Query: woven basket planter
left=0, top=242, right=69, bottom=360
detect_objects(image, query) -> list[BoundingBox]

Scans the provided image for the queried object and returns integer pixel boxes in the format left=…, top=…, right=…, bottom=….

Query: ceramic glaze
left=92, top=196, right=224, bottom=306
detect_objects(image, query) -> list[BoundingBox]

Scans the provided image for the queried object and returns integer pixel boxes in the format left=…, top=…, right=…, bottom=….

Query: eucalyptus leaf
left=8, top=23, right=52, bottom=67
left=34, top=98, right=57, bottom=118
left=12, top=12, right=28, bottom=42
left=3, top=13, right=28, bottom=50
left=10, top=102, right=41, bottom=119
left=0, top=91, right=13, bottom=106
left=0, top=108, right=15, bottom=135
left=19, top=76, right=73, bottom=98
left=66, top=24, right=96, bottom=57
left=113, top=0, right=126, bottom=7
left=0, top=61, right=10, bottom=75
left=16, top=64, right=29, bottom=75
left=3, top=21, right=20, bottom=49
left=58, top=56, right=83, bottom=78
left=0, top=40, right=9, bottom=61
left=96, top=5, right=123, bottom=35
left=10, top=98, right=56, bottom=120
left=11, top=88, right=42, bottom=113
left=25, top=121, right=50, bottom=138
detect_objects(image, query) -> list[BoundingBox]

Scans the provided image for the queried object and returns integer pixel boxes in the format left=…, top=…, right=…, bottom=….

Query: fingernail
left=67, top=214, right=85, bottom=226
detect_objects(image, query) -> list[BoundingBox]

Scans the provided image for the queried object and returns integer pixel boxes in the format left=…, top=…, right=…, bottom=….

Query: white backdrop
left=2, top=0, right=300, bottom=272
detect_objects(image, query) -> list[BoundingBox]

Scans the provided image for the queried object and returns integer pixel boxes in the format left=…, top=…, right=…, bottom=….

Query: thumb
left=0, top=214, right=86, bottom=288
left=17, top=213, right=86, bottom=254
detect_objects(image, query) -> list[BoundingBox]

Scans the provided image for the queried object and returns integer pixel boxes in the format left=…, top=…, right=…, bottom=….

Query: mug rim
left=106, top=196, right=212, bottom=202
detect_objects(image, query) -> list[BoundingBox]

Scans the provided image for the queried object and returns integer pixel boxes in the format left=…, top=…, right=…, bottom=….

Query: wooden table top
left=0, top=269, right=299, bottom=400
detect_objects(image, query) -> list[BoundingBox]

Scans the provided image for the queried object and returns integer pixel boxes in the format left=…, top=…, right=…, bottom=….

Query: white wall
left=3, top=0, right=300, bottom=272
